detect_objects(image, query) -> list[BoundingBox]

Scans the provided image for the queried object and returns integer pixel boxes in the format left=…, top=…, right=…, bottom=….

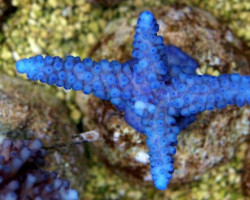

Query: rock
left=1, top=0, right=249, bottom=198
left=88, top=0, right=124, bottom=7
left=0, top=74, right=86, bottom=198
left=178, top=0, right=250, bottom=47
left=0, top=0, right=108, bottom=75
left=76, top=5, right=250, bottom=189
left=242, top=141, right=250, bottom=197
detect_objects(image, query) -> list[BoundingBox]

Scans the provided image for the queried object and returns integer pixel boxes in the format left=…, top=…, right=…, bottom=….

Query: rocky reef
left=0, top=0, right=249, bottom=199
left=0, top=74, right=86, bottom=198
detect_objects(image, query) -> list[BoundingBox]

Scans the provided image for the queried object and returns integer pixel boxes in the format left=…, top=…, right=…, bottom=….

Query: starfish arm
left=165, top=45, right=199, bottom=76
left=15, top=55, right=131, bottom=107
left=132, top=11, right=169, bottom=79
left=165, top=73, right=250, bottom=117
left=14, top=9, right=250, bottom=192
left=144, top=113, right=180, bottom=190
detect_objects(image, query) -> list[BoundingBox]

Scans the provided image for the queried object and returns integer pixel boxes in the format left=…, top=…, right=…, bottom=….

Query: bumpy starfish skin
left=16, top=11, right=250, bottom=190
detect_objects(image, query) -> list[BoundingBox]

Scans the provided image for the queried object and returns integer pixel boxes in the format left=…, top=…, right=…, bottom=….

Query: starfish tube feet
left=167, top=73, right=250, bottom=118
left=15, top=10, right=250, bottom=190
left=132, top=10, right=168, bottom=79
left=216, top=74, right=250, bottom=107
left=15, top=55, right=131, bottom=104
left=145, top=122, right=179, bottom=190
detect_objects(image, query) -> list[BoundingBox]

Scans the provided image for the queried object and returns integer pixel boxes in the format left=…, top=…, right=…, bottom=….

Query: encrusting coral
left=15, top=11, right=250, bottom=190
left=0, top=138, right=78, bottom=200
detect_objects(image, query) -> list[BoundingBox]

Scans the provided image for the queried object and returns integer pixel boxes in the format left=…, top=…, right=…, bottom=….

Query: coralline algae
left=16, top=11, right=250, bottom=190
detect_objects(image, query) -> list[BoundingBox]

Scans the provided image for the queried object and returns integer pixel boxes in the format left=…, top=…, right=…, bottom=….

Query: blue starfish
left=16, top=11, right=250, bottom=190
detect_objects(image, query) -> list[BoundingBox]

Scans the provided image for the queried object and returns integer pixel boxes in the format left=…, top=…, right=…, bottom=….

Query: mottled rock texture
left=0, top=74, right=86, bottom=198
left=242, top=141, right=250, bottom=196
left=179, top=0, right=250, bottom=47
left=1, top=0, right=249, bottom=199
left=88, top=0, right=124, bottom=7
left=76, top=4, right=250, bottom=193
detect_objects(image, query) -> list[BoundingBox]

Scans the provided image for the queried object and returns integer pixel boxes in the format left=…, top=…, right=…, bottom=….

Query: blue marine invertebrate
left=0, top=138, right=78, bottom=200
left=15, top=10, right=250, bottom=190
